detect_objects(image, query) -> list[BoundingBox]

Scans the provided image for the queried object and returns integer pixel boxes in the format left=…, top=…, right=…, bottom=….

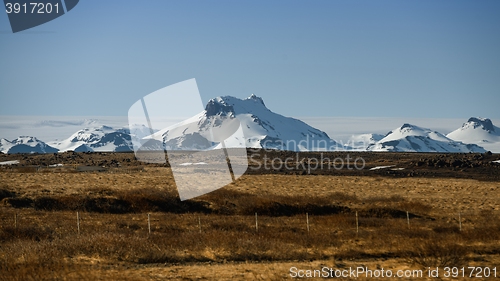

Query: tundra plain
left=1, top=151, right=499, bottom=280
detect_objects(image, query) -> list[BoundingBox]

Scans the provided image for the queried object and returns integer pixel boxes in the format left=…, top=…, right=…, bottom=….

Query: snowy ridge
left=0, top=136, right=58, bottom=154
left=0, top=126, right=138, bottom=154
left=447, top=117, right=500, bottom=153
left=366, top=123, right=486, bottom=153
left=147, top=94, right=341, bottom=151
left=48, top=125, right=135, bottom=152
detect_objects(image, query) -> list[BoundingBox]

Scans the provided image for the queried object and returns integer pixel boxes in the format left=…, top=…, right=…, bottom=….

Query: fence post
left=255, top=212, right=258, bottom=233
left=458, top=212, right=462, bottom=232
left=77, top=211, right=80, bottom=235
left=198, top=216, right=201, bottom=234
left=148, top=213, right=151, bottom=235
left=306, top=213, right=310, bottom=233
left=407, top=211, right=410, bottom=229
left=356, top=211, right=359, bottom=235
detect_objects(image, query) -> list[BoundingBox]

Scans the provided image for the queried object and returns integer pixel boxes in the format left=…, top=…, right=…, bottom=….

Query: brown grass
left=1, top=168, right=500, bottom=280
left=1, top=208, right=499, bottom=280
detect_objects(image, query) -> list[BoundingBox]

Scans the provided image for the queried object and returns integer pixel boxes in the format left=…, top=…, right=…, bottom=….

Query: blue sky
left=1, top=0, right=499, bottom=118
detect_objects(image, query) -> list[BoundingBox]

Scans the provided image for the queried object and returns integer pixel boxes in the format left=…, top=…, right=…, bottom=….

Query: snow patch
left=369, top=165, right=395, bottom=170
left=0, top=160, right=20, bottom=165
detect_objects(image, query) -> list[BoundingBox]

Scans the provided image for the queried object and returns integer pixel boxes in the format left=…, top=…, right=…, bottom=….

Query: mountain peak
left=205, top=95, right=268, bottom=117
left=1, top=136, right=59, bottom=154
left=13, top=136, right=42, bottom=144
left=466, top=117, right=495, bottom=132
left=205, top=98, right=235, bottom=117
left=245, top=94, right=265, bottom=106
left=447, top=117, right=500, bottom=152
left=399, top=123, right=424, bottom=133
left=400, top=123, right=415, bottom=129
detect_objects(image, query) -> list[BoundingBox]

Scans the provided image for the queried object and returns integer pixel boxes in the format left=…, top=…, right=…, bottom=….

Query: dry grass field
left=1, top=152, right=500, bottom=280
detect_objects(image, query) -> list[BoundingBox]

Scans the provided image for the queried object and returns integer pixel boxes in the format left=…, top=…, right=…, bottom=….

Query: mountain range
left=1, top=95, right=499, bottom=154
left=365, top=123, right=485, bottom=153
left=47, top=125, right=133, bottom=153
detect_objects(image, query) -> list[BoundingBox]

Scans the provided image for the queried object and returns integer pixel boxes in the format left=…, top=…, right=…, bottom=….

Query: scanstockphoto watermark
left=249, top=153, right=365, bottom=173
left=256, top=135, right=366, bottom=152
left=248, top=136, right=366, bottom=173
left=289, top=266, right=424, bottom=279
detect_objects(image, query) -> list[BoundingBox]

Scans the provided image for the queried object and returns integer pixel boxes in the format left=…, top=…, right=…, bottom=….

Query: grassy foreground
left=1, top=167, right=500, bottom=280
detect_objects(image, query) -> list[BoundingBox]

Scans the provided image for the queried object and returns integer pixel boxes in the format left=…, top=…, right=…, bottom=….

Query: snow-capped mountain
left=145, top=94, right=341, bottom=151
left=366, top=123, right=486, bottom=153
left=1, top=99, right=497, bottom=154
left=447, top=117, right=500, bottom=153
left=48, top=125, right=134, bottom=152
left=0, top=136, right=58, bottom=154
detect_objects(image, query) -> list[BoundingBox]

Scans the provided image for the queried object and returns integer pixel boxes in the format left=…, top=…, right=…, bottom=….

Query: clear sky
left=1, top=0, right=499, bottom=118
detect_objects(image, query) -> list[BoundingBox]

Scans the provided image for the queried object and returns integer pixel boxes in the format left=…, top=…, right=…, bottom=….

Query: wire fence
left=1, top=209, right=499, bottom=237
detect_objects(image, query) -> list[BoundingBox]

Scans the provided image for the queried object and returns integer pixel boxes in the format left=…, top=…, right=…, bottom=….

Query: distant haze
left=2, top=115, right=498, bottom=144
